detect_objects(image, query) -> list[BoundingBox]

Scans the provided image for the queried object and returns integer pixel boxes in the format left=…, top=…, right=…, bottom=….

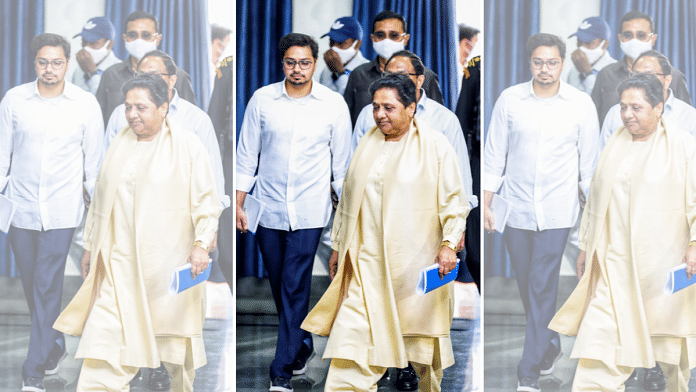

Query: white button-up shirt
left=0, top=80, right=104, bottom=230
left=104, top=89, right=230, bottom=209
left=236, top=80, right=352, bottom=230
left=352, top=90, right=478, bottom=208
left=599, top=89, right=696, bottom=151
left=484, top=80, right=598, bottom=230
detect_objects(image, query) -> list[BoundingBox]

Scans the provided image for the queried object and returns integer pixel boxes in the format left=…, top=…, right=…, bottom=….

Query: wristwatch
left=193, top=240, right=210, bottom=252
left=441, top=240, right=457, bottom=251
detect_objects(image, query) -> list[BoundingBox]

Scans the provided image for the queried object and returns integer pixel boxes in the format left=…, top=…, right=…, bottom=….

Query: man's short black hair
left=373, top=10, right=407, bottom=33
left=621, top=10, right=654, bottom=33
left=386, top=50, right=424, bottom=76
left=459, top=24, right=480, bottom=42
left=31, top=33, right=70, bottom=59
left=122, top=72, right=170, bottom=109
left=211, top=24, right=231, bottom=42
left=618, top=73, right=664, bottom=108
left=369, top=73, right=417, bottom=109
left=125, top=10, right=159, bottom=33
left=634, top=50, right=671, bottom=76
left=139, top=50, right=177, bottom=76
left=526, top=33, right=566, bottom=61
left=278, top=33, right=318, bottom=60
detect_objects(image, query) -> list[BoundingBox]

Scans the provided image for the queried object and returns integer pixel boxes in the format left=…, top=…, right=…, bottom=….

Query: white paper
left=491, top=194, right=513, bottom=233
left=0, top=194, right=17, bottom=234
left=242, top=194, right=266, bottom=234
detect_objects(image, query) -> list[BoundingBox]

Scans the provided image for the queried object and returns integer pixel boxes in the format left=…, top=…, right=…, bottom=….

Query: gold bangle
left=441, top=240, right=457, bottom=251
left=193, top=240, right=210, bottom=252
left=689, top=241, right=696, bottom=248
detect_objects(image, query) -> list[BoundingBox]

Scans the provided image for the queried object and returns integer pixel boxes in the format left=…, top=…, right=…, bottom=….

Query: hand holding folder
left=416, top=260, right=460, bottom=295
left=169, top=259, right=213, bottom=295
left=0, top=194, right=18, bottom=234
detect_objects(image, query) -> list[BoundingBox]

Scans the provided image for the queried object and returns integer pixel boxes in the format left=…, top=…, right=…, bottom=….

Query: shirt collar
left=276, top=79, right=327, bottom=101
left=525, top=79, right=571, bottom=100
left=169, top=88, right=181, bottom=111
left=665, top=89, right=675, bottom=111
left=417, top=89, right=428, bottom=111
left=27, top=79, right=78, bottom=100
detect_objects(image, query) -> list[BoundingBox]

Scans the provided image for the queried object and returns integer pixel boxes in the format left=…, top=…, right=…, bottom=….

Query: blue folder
left=168, top=260, right=212, bottom=295
left=664, top=263, right=696, bottom=295
left=416, top=260, right=460, bottom=295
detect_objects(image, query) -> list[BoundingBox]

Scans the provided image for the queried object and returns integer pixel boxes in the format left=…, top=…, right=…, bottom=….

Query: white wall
left=44, top=0, right=107, bottom=83
left=292, top=0, right=353, bottom=81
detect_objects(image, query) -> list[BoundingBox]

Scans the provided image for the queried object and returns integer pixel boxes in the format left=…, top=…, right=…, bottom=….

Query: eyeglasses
left=620, top=31, right=653, bottom=42
left=282, top=59, right=314, bottom=70
left=530, top=59, right=561, bottom=70
left=629, top=71, right=666, bottom=78
left=35, top=59, right=66, bottom=70
left=382, top=71, right=418, bottom=77
left=372, top=31, right=406, bottom=42
left=125, top=31, right=159, bottom=42
left=135, top=71, right=173, bottom=77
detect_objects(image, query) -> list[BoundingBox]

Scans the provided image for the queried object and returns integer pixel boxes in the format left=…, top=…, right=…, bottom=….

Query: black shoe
left=22, top=377, right=45, bottom=392
left=290, top=344, right=314, bottom=376
left=129, top=369, right=143, bottom=385
left=44, top=344, right=68, bottom=376
left=644, top=365, right=666, bottom=391
left=539, top=344, right=562, bottom=376
left=269, top=376, right=293, bottom=392
left=148, top=365, right=171, bottom=391
left=517, top=376, right=540, bottom=392
left=625, top=369, right=639, bottom=385
left=395, top=364, right=419, bottom=391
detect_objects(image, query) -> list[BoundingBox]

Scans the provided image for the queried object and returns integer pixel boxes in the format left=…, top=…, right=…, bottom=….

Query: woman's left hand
left=684, top=245, right=696, bottom=279
left=435, top=245, right=457, bottom=279
left=188, top=246, right=210, bottom=279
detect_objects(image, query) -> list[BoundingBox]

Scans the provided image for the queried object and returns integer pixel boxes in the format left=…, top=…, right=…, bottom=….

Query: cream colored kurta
left=550, top=119, right=696, bottom=368
left=54, top=119, right=222, bottom=369
left=302, top=119, right=469, bottom=369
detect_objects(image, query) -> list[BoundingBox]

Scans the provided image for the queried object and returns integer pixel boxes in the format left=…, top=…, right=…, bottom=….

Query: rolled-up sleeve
left=0, top=94, right=12, bottom=192
left=236, top=93, right=261, bottom=192
left=483, top=93, right=509, bottom=193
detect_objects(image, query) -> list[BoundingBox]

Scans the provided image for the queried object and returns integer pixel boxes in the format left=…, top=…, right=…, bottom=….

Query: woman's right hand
left=329, top=250, right=339, bottom=280
left=576, top=250, right=586, bottom=279
left=81, top=250, right=91, bottom=280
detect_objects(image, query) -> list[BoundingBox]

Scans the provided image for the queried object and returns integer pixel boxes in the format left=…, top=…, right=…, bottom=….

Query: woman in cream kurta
left=549, top=75, right=696, bottom=391
left=53, top=74, right=221, bottom=391
left=302, top=74, right=469, bottom=391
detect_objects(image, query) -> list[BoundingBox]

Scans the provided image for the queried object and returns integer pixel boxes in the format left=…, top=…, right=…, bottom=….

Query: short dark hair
left=31, top=33, right=70, bottom=60
left=369, top=73, right=417, bottom=109
left=138, top=50, right=177, bottom=76
left=621, top=10, right=654, bottom=33
left=373, top=10, right=407, bottom=33
left=618, top=73, right=664, bottom=108
left=125, top=10, right=159, bottom=33
left=122, top=73, right=170, bottom=109
left=278, top=33, right=318, bottom=60
left=386, top=50, right=424, bottom=76
left=211, top=24, right=231, bottom=42
left=459, top=24, right=480, bottom=42
left=634, top=50, right=671, bottom=76
left=526, top=33, right=566, bottom=61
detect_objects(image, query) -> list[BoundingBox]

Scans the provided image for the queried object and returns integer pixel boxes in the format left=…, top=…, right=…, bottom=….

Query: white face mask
left=125, top=38, right=158, bottom=61
left=84, top=40, right=111, bottom=64
left=372, top=39, right=405, bottom=60
left=578, top=41, right=605, bottom=65
left=620, top=38, right=652, bottom=60
left=331, top=41, right=358, bottom=64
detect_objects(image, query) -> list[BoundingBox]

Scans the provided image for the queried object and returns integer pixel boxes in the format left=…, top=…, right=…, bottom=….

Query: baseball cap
left=321, top=17, right=363, bottom=43
left=569, top=17, right=611, bottom=43
left=73, top=17, right=116, bottom=42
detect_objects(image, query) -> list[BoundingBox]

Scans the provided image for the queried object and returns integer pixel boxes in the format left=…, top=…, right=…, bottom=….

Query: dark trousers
left=9, top=226, right=75, bottom=380
left=256, top=226, right=322, bottom=379
left=504, top=226, right=569, bottom=380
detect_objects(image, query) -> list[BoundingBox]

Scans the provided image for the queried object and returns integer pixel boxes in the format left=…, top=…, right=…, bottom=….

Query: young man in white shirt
left=0, top=33, right=104, bottom=392
left=236, top=33, right=351, bottom=392
left=483, top=33, right=598, bottom=392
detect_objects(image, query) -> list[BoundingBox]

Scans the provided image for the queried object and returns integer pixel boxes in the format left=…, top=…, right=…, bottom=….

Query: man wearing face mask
left=565, top=17, right=616, bottom=96
left=72, top=17, right=121, bottom=95
left=318, top=16, right=369, bottom=95
left=343, top=10, right=444, bottom=126
left=95, top=10, right=196, bottom=126
left=591, top=10, right=691, bottom=124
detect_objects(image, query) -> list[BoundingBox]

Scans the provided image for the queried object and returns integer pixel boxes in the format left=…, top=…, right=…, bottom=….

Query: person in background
left=72, top=16, right=121, bottom=95
left=96, top=10, right=196, bottom=126
left=209, top=24, right=231, bottom=99
left=0, top=33, right=104, bottom=392
left=458, top=24, right=479, bottom=69
left=565, top=17, right=616, bottom=96
left=318, top=16, right=369, bottom=95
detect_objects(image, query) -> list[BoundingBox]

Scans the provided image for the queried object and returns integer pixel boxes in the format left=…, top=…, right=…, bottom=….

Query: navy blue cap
left=569, top=17, right=611, bottom=43
left=321, top=17, right=363, bottom=43
left=73, top=17, right=116, bottom=42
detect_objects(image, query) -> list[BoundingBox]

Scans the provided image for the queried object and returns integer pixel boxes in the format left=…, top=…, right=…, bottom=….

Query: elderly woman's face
left=372, top=87, right=415, bottom=141
left=620, top=87, right=663, bottom=141
left=125, top=88, right=167, bottom=140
